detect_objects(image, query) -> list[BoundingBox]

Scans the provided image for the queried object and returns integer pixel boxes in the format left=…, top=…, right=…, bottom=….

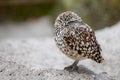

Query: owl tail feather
left=92, top=51, right=104, bottom=63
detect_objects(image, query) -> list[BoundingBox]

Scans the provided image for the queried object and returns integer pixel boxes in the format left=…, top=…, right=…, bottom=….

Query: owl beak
left=63, top=22, right=68, bottom=27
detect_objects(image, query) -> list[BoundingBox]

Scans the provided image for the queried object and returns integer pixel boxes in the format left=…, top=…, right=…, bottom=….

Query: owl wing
left=63, top=25, right=104, bottom=63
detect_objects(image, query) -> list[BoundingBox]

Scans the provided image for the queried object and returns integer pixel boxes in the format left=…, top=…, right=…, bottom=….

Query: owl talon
left=64, top=65, right=78, bottom=72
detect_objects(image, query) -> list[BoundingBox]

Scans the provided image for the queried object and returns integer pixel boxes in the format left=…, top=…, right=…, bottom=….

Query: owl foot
left=64, top=60, right=79, bottom=72
left=64, top=65, right=78, bottom=72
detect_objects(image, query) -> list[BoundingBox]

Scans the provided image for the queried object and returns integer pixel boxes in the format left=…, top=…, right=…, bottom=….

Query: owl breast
left=55, top=24, right=87, bottom=60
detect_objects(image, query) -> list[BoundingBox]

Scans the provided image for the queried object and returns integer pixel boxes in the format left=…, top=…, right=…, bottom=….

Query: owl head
left=55, top=11, right=82, bottom=29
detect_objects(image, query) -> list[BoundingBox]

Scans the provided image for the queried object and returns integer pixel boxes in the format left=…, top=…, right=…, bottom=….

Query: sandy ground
left=0, top=17, right=120, bottom=79
left=0, top=17, right=54, bottom=39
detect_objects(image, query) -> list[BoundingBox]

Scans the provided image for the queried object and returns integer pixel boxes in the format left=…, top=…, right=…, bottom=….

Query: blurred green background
left=0, top=0, right=120, bottom=29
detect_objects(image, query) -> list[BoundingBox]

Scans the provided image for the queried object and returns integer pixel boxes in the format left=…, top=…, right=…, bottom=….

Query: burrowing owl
left=54, top=11, right=104, bottom=71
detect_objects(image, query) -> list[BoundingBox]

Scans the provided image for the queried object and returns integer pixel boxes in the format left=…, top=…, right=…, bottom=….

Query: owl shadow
left=76, top=65, right=96, bottom=75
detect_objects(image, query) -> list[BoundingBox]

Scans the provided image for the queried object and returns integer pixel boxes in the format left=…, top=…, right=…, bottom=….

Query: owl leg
left=64, top=60, right=79, bottom=72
